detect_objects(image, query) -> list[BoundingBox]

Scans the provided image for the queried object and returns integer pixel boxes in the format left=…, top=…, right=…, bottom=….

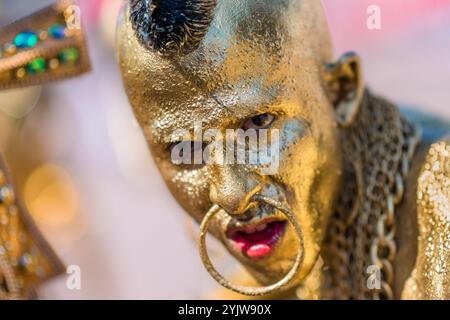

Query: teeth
left=242, top=223, right=268, bottom=234
left=256, top=224, right=267, bottom=232
left=244, top=225, right=256, bottom=234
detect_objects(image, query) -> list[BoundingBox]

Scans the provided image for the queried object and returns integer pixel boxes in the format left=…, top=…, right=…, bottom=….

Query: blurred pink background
left=0, top=0, right=449, bottom=299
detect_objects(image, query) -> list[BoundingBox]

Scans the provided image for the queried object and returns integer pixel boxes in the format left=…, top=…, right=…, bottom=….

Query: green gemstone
left=59, top=48, right=79, bottom=65
left=27, top=58, right=46, bottom=74
left=14, top=31, right=39, bottom=48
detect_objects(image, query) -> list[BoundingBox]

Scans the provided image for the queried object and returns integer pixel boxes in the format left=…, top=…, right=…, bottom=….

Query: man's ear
left=325, top=52, right=364, bottom=128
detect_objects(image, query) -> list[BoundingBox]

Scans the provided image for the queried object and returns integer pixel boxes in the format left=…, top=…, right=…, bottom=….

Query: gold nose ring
left=198, top=194, right=304, bottom=296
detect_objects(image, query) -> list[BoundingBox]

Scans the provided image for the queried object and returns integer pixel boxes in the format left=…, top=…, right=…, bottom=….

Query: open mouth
left=226, top=219, right=287, bottom=259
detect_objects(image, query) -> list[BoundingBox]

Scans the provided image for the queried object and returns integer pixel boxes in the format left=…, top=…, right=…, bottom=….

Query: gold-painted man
left=117, top=0, right=450, bottom=299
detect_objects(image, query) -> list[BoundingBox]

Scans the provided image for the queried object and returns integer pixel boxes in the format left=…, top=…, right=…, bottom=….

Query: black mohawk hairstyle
left=129, top=0, right=217, bottom=55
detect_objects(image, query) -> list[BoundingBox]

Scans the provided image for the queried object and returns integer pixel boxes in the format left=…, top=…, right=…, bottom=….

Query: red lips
left=228, top=221, right=287, bottom=259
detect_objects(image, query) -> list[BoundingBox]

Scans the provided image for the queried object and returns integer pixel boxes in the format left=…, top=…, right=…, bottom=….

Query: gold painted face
left=117, top=0, right=351, bottom=287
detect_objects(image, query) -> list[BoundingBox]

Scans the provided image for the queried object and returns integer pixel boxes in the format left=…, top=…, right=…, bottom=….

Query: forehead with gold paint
left=118, top=0, right=333, bottom=142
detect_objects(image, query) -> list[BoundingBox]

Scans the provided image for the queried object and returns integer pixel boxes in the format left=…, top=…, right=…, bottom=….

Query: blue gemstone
left=49, top=24, right=66, bottom=39
left=14, top=31, right=38, bottom=48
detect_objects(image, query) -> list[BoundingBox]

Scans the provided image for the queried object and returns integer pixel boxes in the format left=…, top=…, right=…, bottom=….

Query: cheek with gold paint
left=275, top=113, right=342, bottom=250
left=155, top=155, right=212, bottom=224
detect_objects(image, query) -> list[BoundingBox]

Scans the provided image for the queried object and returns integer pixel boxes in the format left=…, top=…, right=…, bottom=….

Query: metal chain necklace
left=322, top=91, right=421, bottom=300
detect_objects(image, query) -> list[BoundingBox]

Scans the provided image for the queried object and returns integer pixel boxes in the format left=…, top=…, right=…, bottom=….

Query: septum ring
left=198, top=194, right=304, bottom=296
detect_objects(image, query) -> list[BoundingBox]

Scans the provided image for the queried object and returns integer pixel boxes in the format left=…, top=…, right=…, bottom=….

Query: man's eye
left=242, top=113, right=276, bottom=130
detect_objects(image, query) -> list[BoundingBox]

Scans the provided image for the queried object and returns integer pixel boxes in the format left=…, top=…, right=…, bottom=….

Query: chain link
left=323, top=91, right=421, bottom=299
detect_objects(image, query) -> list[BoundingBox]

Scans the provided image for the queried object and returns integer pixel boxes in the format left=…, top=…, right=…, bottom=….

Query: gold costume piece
left=322, top=92, right=421, bottom=299
left=403, top=142, right=450, bottom=299
left=118, top=0, right=450, bottom=300
left=0, top=1, right=90, bottom=90
left=0, top=157, right=63, bottom=299
left=0, top=1, right=90, bottom=299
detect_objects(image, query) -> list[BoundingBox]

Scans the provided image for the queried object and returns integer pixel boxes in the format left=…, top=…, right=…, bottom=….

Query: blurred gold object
left=0, top=157, right=64, bottom=299
left=0, top=1, right=90, bottom=90
left=24, top=164, right=79, bottom=229
left=118, top=0, right=450, bottom=299
left=0, top=1, right=91, bottom=299
left=402, top=142, right=450, bottom=299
